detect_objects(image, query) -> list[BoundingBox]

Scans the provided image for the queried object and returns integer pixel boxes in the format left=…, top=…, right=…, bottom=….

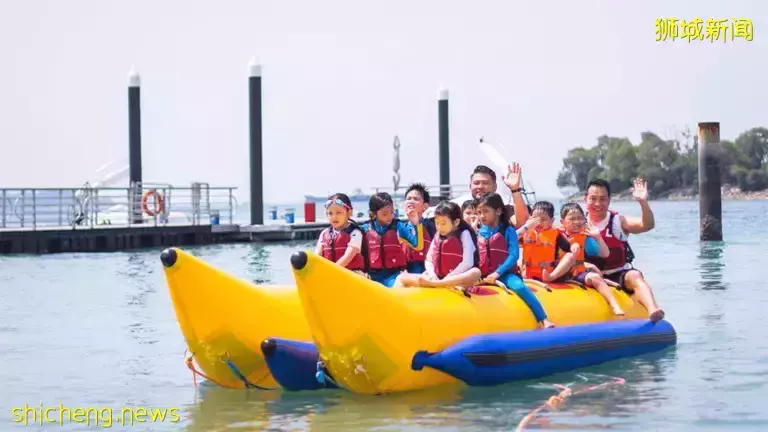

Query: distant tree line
left=556, top=127, right=768, bottom=196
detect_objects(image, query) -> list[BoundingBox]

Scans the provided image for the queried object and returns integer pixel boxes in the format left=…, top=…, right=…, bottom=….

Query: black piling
left=438, top=87, right=450, bottom=199
left=128, top=69, right=143, bottom=224
left=698, top=122, right=723, bottom=241
left=249, top=59, right=264, bottom=225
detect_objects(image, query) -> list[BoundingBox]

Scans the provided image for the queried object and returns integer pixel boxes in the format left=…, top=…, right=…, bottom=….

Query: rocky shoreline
left=564, top=185, right=768, bottom=202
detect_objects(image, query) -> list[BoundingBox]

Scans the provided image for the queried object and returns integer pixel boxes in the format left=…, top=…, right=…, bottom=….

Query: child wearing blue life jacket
left=402, top=183, right=437, bottom=275
left=475, top=193, right=555, bottom=329
left=360, top=192, right=424, bottom=287
left=394, top=201, right=482, bottom=288
left=314, top=193, right=368, bottom=275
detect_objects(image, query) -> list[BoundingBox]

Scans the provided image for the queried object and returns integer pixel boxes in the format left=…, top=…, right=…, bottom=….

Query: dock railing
left=371, top=184, right=471, bottom=200
left=0, top=182, right=238, bottom=230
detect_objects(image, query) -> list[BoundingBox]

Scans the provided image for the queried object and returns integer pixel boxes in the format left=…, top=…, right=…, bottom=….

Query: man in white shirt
left=584, top=178, right=665, bottom=322
left=425, top=163, right=530, bottom=229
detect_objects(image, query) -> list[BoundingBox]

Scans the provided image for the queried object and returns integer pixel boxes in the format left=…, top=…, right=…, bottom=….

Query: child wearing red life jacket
left=475, top=193, right=555, bottom=329
left=559, top=203, right=625, bottom=316
left=393, top=201, right=481, bottom=288
left=520, top=201, right=575, bottom=283
left=314, top=193, right=368, bottom=275
left=359, top=192, right=424, bottom=288
left=402, top=183, right=437, bottom=275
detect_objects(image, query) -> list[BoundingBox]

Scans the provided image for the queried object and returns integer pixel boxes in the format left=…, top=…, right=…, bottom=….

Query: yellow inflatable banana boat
left=160, top=248, right=312, bottom=389
left=289, top=250, right=649, bottom=395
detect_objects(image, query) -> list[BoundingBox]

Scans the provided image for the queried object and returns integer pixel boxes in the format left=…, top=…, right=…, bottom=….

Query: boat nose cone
left=261, top=338, right=277, bottom=357
left=160, top=248, right=178, bottom=268
left=291, top=251, right=308, bottom=270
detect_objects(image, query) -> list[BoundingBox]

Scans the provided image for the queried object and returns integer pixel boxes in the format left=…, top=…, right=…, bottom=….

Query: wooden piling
left=249, top=58, right=264, bottom=225
left=128, top=68, right=143, bottom=224
left=697, top=122, right=723, bottom=241
left=438, top=87, right=450, bottom=199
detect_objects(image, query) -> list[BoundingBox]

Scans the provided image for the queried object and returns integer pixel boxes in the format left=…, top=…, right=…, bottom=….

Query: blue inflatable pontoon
left=411, top=319, right=676, bottom=386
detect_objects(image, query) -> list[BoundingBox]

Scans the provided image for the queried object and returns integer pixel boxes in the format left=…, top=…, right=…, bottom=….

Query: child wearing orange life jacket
left=314, top=193, right=368, bottom=275
left=521, top=201, right=576, bottom=283
left=402, top=183, right=437, bottom=275
left=393, top=201, right=481, bottom=288
left=359, top=192, right=424, bottom=288
left=475, top=193, right=555, bottom=328
left=559, top=203, right=625, bottom=316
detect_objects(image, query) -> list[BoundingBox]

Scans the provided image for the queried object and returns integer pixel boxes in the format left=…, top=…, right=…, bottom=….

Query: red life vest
left=366, top=222, right=407, bottom=271
left=319, top=223, right=366, bottom=271
left=586, top=210, right=635, bottom=271
left=404, top=220, right=435, bottom=263
left=478, top=227, right=516, bottom=277
left=430, top=232, right=465, bottom=279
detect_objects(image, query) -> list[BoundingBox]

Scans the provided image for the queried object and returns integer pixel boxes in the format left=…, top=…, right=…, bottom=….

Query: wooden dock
left=0, top=222, right=330, bottom=255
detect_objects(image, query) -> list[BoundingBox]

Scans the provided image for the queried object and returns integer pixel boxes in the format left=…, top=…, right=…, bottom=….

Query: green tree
left=557, top=147, right=600, bottom=190
left=558, top=126, right=768, bottom=196
left=602, top=137, right=638, bottom=193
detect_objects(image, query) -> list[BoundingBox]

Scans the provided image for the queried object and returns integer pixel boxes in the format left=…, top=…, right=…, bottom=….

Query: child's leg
left=500, top=273, right=555, bottom=328
left=369, top=270, right=396, bottom=287
left=380, top=271, right=402, bottom=288
left=584, top=272, right=625, bottom=316
left=393, top=272, right=422, bottom=288
left=426, top=268, right=481, bottom=288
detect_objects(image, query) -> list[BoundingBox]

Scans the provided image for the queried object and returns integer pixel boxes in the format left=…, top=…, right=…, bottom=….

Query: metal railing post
left=228, top=188, right=233, bottom=224
left=32, top=189, right=37, bottom=229
left=20, top=190, right=25, bottom=228
left=1, top=189, right=5, bottom=228
left=58, top=189, right=63, bottom=226
left=94, top=189, right=99, bottom=226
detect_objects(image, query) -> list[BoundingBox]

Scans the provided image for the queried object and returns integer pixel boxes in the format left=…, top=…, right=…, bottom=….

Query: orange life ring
left=141, top=189, right=165, bottom=216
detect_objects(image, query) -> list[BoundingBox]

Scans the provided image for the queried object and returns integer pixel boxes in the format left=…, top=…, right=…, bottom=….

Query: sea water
left=2, top=200, right=768, bottom=431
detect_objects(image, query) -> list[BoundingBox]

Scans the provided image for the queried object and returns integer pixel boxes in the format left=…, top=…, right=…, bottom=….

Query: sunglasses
left=325, top=198, right=351, bottom=210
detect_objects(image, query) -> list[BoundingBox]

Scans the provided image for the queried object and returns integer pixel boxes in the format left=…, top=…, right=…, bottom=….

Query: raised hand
left=524, top=216, right=541, bottom=229
left=570, top=242, right=581, bottom=255
left=406, top=206, right=420, bottom=225
left=631, top=177, right=649, bottom=202
left=503, top=162, right=523, bottom=191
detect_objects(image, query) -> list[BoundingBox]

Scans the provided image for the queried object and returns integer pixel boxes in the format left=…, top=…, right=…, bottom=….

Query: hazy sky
left=1, top=0, right=765, bottom=203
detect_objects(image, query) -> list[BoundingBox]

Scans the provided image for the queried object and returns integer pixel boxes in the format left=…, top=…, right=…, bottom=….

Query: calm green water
left=2, top=200, right=768, bottom=431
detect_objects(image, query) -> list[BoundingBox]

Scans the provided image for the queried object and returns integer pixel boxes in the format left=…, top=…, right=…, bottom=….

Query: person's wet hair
left=461, top=199, right=476, bottom=213
left=587, top=178, right=611, bottom=196
left=369, top=192, right=393, bottom=214
left=532, top=201, right=555, bottom=219
left=405, top=183, right=430, bottom=204
left=560, top=202, right=584, bottom=219
left=471, top=165, right=496, bottom=183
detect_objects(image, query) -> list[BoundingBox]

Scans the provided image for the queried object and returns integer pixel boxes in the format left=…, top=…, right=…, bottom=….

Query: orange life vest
left=521, top=227, right=560, bottom=280
left=559, top=228, right=587, bottom=275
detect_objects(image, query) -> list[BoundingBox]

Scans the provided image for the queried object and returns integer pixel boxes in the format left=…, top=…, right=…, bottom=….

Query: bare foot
left=612, top=306, right=626, bottom=316
left=540, top=319, right=556, bottom=329
left=649, top=308, right=665, bottom=323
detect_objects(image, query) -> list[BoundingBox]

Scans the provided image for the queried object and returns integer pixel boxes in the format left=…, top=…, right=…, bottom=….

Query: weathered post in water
left=128, top=68, right=143, bottom=224
left=698, top=122, right=723, bottom=241
left=249, top=58, right=264, bottom=225
left=438, top=87, right=450, bottom=199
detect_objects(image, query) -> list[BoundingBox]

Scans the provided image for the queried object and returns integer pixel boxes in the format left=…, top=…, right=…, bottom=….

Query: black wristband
left=510, top=188, right=522, bottom=193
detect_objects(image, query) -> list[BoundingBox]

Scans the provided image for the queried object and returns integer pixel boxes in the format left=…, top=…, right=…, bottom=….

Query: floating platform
left=0, top=222, right=329, bottom=255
